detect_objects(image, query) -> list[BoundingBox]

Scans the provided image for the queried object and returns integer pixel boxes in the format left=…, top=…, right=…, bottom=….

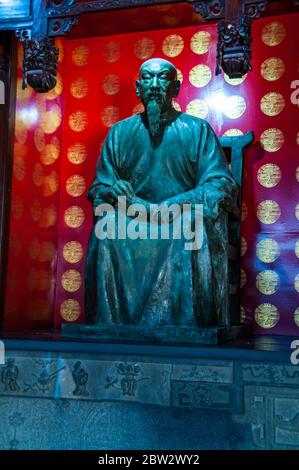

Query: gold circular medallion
left=294, top=307, right=299, bottom=327
left=223, top=95, right=246, bottom=119
left=64, top=206, right=85, bottom=229
left=134, top=38, right=155, bottom=60
left=16, top=77, right=32, bottom=101
left=39, top=204, right=57, bottom=228
left=295, top=240, right=299, bottom=259
left=101, top=106, right=119, bottom=128
left=40, top=104, right=62, bottom=134
left=14, top=142, right=27, bottom=158
left=63, top=241, right=84, bottom=264
left=241, top=202, right=248, bottom=221
left=61, top=269, right=82, bottom=293
left=224, top=74, right=247, bottom=86
left=36, top=94, right=47, bottom=114
left=186, top=99, right=208, bottom=119
left=241, top=236, right=247, bottom=256
left=257, top=200, right=281, bottom=224
left=176, top=68, right=183, bottom=84
left=296, top=166, right=299, bottom=183
left=132, top=103, right=145, bottom=115
left=103, top=41, right=120, bottom=63
left=190, top=31, right=211, bottom=55
left=67, top=143, right=87, bottom=165
left=255, top=303, right=279, bottom=328
left=257, top=163, right=281, bottom=188
left=256, top=238, right=280, bottom=263
left=260, top=92, right=285, bottom=116
left=70, top=77, right=88, bottom=99
left=260, top=128, right=284, bottom=152
left=17, top=109, right=37, bottom=131
left=172, top=101, right=181, bottom=112
left=240, top=269, right=247, bottom=288
left=42, top=170, right=59, bottom=197
left=224, top=129, right=244, bottom=137
left=262, top=21, right=286, bottom=47
left=69, top=111, right=88, bottom=132
left=13, top=156, right=25, bottom=181
left=66, top=175, right=86, bottom=197
left=32, top=163, right=43, bottom=187
left=189, top=64, right=212, bottom=88
left=34, top=128, right=46, bottom=152
left=261, top=57, right=285, bottom=81
left=46, top=72, right=63, bottom=100
left=295, top=274, right=299, bottom=293
left=40, top=140, right=60, bottom=166
left=60, top=299, right=81, bottom=322
left=162, top=34, right=184, bottom=57
left=256, top=270, right=279, bottom=295
left=15, top=118, right=27, bottom=144
left=102, top=74, right=120, bottom=96
left=72, top=45, right=89, bottom=66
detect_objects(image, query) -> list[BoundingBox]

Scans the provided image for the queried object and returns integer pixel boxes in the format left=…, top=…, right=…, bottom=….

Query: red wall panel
left=5, top=13, right=299, bottom=335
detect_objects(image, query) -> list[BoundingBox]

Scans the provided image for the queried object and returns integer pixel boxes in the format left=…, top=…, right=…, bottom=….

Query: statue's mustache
left=148, top=91, right=165, bottom=101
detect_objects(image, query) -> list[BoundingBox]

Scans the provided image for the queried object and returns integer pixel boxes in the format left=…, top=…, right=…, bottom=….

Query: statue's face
left=136, top=59, right=180, bottom=111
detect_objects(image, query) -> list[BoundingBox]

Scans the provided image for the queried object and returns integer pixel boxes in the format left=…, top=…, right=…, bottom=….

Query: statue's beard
left=146, top=99, right=163, bottom=138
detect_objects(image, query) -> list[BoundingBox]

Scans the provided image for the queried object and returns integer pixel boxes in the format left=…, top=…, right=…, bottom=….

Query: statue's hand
left=218, top=196, right=240, bottom=218
left=205, top=191, right=235, bottom=219
left=219, top=196, right=234, bottom=212
left=102, top=180, right=135, bottom=204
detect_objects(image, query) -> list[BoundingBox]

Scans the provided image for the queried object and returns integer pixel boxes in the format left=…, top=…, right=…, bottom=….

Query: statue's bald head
left=139, top=58, right=178, bottom=81
left=135, top=57, right=181, bottom=112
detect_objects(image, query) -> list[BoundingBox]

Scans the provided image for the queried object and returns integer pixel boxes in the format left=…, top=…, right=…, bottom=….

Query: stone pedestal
left=0, top=334, right=297, bottom=449
left=61, top=323, right=251, bottom=345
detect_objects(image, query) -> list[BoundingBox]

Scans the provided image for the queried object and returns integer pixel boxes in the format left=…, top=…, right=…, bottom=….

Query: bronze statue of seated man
left=85, top=58, right=237, bottom=329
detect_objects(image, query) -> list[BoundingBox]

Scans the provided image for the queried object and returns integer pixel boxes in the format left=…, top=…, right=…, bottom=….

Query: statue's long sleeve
left=87, top=126, right=119, bottom=203
left=161, top=121, right=238, bottom=217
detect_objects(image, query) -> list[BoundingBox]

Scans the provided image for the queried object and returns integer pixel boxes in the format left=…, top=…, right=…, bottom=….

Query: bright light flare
left=19, top=107, right=39, bottom=127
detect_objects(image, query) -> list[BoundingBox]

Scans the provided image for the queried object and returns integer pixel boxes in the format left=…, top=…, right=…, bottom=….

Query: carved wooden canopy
left=0, top=0, right=298, bottom=92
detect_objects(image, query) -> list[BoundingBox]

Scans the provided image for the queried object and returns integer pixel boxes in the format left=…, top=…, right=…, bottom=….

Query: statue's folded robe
left=86, top=111, right=237, bottom=326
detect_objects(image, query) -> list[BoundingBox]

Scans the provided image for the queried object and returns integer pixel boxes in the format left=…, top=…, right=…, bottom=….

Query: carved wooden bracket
left=187, top=0, right=224, bottom=19
left=21, top=37, right=59, bottom=93
left=188, top=0, right=267, bottom=19
left=188, top=1, right=268, bottom=78
left=245, top=1, right=267, bottom=18
left=216, top=16, right=252, bottom=78
left=214, top=1, right=267, bottom=78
